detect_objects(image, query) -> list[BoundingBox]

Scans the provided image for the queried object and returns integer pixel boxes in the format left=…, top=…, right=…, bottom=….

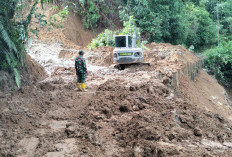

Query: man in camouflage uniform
left=75, top=50, right=87, bottom=91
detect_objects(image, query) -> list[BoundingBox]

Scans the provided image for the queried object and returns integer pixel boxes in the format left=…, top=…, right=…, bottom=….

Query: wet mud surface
left=1, top=40, right=232, bottom=156
left=1, top=74, right=232, bottom=156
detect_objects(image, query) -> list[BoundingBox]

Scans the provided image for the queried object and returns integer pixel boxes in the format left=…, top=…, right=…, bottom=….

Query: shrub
left=88, top=16, right=148, bottom=50
left=87, top=29, right=115, bottom=49
left=204, top=41, right=232, bottom=87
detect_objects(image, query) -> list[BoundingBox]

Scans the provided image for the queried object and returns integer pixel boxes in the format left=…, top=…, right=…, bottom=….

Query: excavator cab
left=113, top=35, right=143, bottom=65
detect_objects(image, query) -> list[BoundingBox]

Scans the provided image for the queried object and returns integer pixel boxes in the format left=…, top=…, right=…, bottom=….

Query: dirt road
left=1, top=41, right=232, bottom=157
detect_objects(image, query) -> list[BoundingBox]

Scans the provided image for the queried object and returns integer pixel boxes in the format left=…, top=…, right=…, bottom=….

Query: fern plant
left=0, top=0, right=41, bottom=88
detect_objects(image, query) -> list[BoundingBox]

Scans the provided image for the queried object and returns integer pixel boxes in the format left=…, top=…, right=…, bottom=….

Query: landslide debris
left=1, top=33, right=232, bottom=157
left=66, top=79, right=232, bottom=156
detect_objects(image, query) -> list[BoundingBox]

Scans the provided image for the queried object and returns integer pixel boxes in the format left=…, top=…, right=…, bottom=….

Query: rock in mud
left=194, top=127, right=202, bottom=137
left=129, top=86, right=136, bottom=91
left=65, top=125, right=75, bottom=136
left=162, top=76, right=171, bottom=84
left=132, top=105, right=139, bottom=111
left=39, top=82, right=55, bottom=92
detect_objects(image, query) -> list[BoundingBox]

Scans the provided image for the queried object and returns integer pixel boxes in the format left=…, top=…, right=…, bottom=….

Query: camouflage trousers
left=77, top=73, right=86, bottom=83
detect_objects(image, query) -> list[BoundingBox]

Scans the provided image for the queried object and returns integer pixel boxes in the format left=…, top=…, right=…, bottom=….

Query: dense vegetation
left=204, top=41, right=232, bottom=87
left=83, top=0, right=232, bottom=86
left=1, top=0, right=36, bottom=87
left=0, top=0, right=48, bottom=88
left=1, top=0, right=232, bottom=87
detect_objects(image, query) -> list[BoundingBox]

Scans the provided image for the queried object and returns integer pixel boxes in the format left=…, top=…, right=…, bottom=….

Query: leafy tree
left=185, top=3, right=217, bottom=49
left=217, top=1, right=232, bottom=40
left=203, top=0, right=232, bottom=41
left=119, top=0, right=161, bottom=42
left=49, top=6, right=69, bottom=28
left=88, top=29, right=115, bottom=49
left=204, top=41, right=232, bottom=87
left=88, top=16, right=147, bottom=49
left=67, top=0, right=118, bottom=30
left=148, top=0, right=189, bottom=44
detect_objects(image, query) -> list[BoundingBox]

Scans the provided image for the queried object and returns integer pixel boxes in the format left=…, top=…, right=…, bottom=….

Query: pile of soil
left=1, top=74, right=232, bottom=156
left=25, top=54, right=47, bottom=82
left=84, top=42, right=200, bottom=71
left=86, top=46, right=114, bottom=66
left=0, top=77, right=96, bottom=156
left=63, top=13, right=95, bottom=47
left=83, top=42, right=199, bottom=69
left=0, top=55, right=46, bottom=95
left=29, top=5, right=83, bottom=50
left=144, top=42, right=199, bottom=73
left=30, top=4, right=105, bottom=50
left=65, top=79, right=232, bottom=156
left=0, top=71, right=16, bottom=95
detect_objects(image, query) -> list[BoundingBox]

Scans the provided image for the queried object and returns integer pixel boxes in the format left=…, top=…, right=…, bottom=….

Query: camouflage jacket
left=75, top=56, right=87, bottom=74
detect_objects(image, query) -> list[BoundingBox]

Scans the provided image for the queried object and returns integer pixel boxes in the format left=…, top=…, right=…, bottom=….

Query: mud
left=1, top=8, right=232, bottom=156
left=0, top=54, right=46, bottom=95
left=1, top=71, right=232, bottom=156
left=73, top=79, right=232, bottom=156
left=63, top=13, right=95, bottom=47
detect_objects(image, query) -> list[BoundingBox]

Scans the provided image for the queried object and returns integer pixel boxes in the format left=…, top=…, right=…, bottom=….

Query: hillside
left=1, top=2, right=232, bottom=157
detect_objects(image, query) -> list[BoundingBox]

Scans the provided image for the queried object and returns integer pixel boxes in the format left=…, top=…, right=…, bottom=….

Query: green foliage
left=204, top=41, right=232, bottom=87
left=121, top=16, right=140, bottom=36
left=88, top=16, right=148, bottom=50
left=49, top=6, right=69, bottom=28
left=0, top=0, right=45, bottom=89
left=119, top=0, right=160, bottom=42
left=0, top=0, right=24, bottom=88
left=217, top=1, right=232, bottom=40
left=117, top=0, right=231, bottom=52
left=148, top=0, right=189, bottom=44
left=88, top=29, right=115, bottom=49
left=67, top=0, right=102, bottom=30
left=203, top=0, right=232, bottom=42
left=41, top=0, right=53, bottom=3
left=14, top=68, right=21, bottom=88
left=82, top=0, right=101, bottom=29
left=52, top=5, right=59, bottom=10
left=75, top=0, right=118, bottom=30
left=185, top=3, right=217, bottom=49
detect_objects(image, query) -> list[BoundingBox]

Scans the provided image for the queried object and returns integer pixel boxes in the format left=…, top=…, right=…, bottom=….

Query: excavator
left=113, top=34, right=149, bottom=69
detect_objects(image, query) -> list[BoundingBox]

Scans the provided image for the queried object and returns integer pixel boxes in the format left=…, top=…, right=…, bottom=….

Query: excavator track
left=114, top=62, right=151, bottom=70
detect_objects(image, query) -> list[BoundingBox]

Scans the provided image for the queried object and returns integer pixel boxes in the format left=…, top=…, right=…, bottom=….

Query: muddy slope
left=0, top=55, right=46, bottom=95
left=69, top=79, right=232, bottom=156
left=1, top=74, right=232, bottom=156
left=2, top=21, right=232, bottom=156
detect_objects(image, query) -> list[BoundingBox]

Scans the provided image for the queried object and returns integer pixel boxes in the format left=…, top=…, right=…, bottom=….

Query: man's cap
left=79, top=50, right=84, bottom=55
